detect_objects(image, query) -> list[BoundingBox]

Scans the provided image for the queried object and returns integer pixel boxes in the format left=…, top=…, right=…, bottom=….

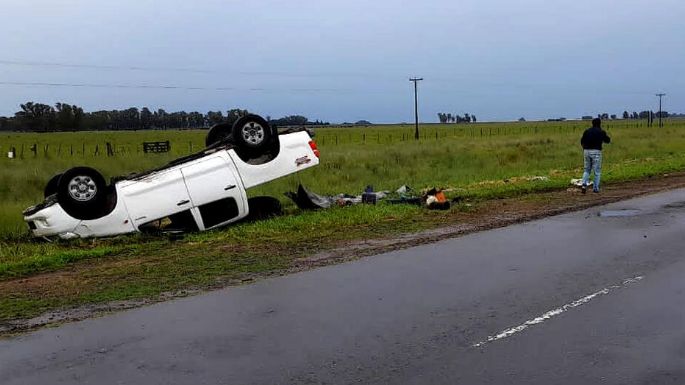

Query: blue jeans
left=582, top=149, right=602, bottom=192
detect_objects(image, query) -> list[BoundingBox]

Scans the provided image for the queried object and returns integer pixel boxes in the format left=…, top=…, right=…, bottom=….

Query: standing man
left=580, top=118, right=611, bottom=193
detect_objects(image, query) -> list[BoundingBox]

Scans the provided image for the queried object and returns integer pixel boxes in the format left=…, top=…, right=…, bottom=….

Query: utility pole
left=656, top=93, right=666, bottom=128
left=409, top=77, right=423, bottom=140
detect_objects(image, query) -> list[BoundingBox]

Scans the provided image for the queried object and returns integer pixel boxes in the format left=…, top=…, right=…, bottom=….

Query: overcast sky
left=0, top=0, right=682, bottom=122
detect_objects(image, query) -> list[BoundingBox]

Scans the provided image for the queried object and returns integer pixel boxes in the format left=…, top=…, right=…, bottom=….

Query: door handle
left=177, top=199, right=190, bottom=206
left=224, top=184, right=236, bottom=191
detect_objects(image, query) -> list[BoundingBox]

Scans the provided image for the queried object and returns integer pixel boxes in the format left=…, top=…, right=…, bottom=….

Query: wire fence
left=1, top=141, right=204, bottom=159
left=314, top=121, right=664, bottom=146
left=1, top=121, right=679, bottom=159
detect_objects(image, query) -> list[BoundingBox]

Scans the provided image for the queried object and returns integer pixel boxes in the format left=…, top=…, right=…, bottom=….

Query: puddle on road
left=598, top=209, right=641, bottom=217
left=663, top=201, right=685, bottom=209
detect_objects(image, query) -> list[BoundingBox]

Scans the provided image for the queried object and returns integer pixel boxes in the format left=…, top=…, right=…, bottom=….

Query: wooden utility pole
left=409, top=77, right=423, bottom=140
left=656, top=93, right=666, bottom=128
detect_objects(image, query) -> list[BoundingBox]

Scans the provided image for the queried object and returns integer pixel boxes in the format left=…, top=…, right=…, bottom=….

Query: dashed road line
left=472, top=276, right=644, bottom=348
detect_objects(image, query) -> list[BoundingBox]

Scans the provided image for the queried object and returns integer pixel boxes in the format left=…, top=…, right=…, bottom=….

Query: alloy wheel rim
left=68, top=176, right=97, bottom=201
left=241, top=122, right=265, bottom=145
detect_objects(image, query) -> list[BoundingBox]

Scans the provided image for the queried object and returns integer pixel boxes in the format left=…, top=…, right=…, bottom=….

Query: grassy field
left=2, top=119, right=683, bottom=238
left=2, top=119, right=685, bottom=322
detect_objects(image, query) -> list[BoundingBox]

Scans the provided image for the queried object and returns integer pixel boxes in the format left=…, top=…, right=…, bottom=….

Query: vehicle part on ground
left=286, top=184, right=451, bottom=210
left=285, top=184, right=389, bottom=210
left=56, top=167, right=115, bottom=220
left=285, top=184, right=338, bottom=210
left=43, top=173, right=62, bottom=198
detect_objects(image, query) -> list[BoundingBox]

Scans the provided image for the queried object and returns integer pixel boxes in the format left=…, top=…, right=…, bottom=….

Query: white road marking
left=472, top=276, right=644, bottom=348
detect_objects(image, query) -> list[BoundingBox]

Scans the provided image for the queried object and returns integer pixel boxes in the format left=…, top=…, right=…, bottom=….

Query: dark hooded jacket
left=580, top=126, right=611, bottom=150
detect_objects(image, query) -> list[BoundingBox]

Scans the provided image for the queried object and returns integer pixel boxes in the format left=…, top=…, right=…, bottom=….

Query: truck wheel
left=56, top=167, right=112, bottom=220
left=232, top=114, right=276, bottom=156
left=205, top=123, right=234, bottom=147
left=44, top=173, right=63, bottom=197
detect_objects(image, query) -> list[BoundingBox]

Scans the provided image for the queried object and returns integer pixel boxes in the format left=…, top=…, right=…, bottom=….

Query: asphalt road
left=2, top=189, right=685, bottom=385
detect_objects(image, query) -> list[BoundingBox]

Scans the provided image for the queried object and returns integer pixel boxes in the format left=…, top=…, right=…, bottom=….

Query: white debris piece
left=570, top=178, right=593, bottom=187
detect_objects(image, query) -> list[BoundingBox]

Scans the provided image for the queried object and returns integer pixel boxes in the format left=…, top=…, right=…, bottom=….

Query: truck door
left=181, top=155, right=248, bottom=230
left=121, top=169, right=193, bottom=229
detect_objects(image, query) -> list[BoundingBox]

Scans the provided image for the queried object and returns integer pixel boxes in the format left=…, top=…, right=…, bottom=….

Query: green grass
left=2, top=119, right=685, bottom=323
left=2, top=119, right=685, bottom=242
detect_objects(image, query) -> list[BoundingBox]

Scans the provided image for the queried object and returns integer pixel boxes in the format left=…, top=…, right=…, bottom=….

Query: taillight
left=309, top=140, right=320, bottom=158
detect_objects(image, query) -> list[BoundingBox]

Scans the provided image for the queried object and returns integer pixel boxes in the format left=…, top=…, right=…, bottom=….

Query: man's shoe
left=581, top=184, right=587, bottom=194
left=593, top=190, right=600, bottom=193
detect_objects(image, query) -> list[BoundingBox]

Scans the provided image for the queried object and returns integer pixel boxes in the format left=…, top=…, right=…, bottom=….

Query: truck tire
left=56, top=167, right=113, bottom=220
left=232, top=114, right=277, bottom=156
left=44, top=173, right=63, bottom=197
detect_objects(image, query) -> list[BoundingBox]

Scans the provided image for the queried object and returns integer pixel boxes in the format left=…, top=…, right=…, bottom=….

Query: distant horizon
left=1, top=99, right=679, bottom=126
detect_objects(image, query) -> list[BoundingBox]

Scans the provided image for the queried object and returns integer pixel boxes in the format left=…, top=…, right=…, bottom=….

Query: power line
left=0, top=59, right=391, bottom=79
left=0, top=59, right=213, bottom=74
left=1, top=60, right=676, bottom=95
left=0, top=81, right=349, bottom=93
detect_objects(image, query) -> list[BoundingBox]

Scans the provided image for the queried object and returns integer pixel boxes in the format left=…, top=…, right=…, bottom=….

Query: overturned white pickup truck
left=23, top=114, right=320, bottom=239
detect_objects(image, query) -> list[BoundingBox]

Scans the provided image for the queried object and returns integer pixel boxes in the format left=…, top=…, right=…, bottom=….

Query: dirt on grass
left=3, top=172, right=685, bottom=336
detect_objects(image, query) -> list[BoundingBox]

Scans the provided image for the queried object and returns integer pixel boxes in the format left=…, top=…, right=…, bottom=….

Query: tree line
left=621, top=110, right=669, bottom=120
left=437, top=112, right=477, bottom=124
left=0, top=101, right=329, bottom=132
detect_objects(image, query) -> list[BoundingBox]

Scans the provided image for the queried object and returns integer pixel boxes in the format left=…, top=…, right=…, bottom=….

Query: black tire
left=44, top=173, right=63, bottom=198
left=56, top=167, right=112, bottom=220
left=246, top=196, right=283, bottom=221
left=205, top=122, right=234, bottom=147
left=232, top=114, right=277, bottom=156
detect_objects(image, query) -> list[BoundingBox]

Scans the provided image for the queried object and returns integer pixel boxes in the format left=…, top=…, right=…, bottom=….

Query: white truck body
left=24, top=131, right=319, bottom=239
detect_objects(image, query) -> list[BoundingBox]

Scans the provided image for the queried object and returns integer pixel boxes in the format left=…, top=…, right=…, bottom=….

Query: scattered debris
left=424, top=188, right=450, bottom=210
left=475, top=175, right=551, bottom=187
left=570, top=178, right=593, bottom=187
left=528, top=176, right=549, bottom=182
left=284, top=184, right=387, bottom=209
left=286, top=184, right=453, bottom=210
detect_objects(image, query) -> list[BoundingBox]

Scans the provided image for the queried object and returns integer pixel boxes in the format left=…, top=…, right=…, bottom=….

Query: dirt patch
left=3, top=173, right=685, bottom=336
